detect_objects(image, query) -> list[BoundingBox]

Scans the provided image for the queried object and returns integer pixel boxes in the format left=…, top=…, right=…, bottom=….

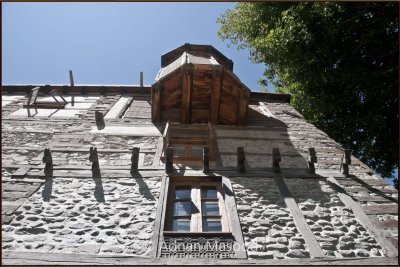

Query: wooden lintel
left=237, top=89, right=250, bottom=126
left=210, top=65, right=223, bottom=125
left=181, top=63, right=193, bottom=124
left=23, top=104, right=65, bottom=109
left=151, top=83, right=162, bottom=123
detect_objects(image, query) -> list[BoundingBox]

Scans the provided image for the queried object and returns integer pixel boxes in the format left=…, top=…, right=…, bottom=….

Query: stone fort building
left=1, top=44, right=398, bottom=265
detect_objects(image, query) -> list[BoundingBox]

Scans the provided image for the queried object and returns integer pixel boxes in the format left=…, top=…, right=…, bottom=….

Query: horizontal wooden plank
left=362, top=204, right=398, bottom=215
left=2, top=183, right=39, bottom=192
left=354, top=195, right=398, bottom=203
left=11, top=166, right=30, bottom=177
left=2, top=251, right=399, bottom=265
left=346, top=187, right=397, bottom=194
left=336, top=178, right=390, bottom=186
left=371, top=219, right=398, bottom=229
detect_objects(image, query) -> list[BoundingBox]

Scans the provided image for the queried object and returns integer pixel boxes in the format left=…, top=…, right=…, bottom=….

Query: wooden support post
left=140, top=72, right=144, bottom=87
left=210, top=65, right=223, bottom=125
left=237, top=147, right=245, bottom=173
left=42, top=148, right=53, bottom=177
left=151, top=82, right=162, bottom=123
left=237, top=89, right=250, bottom=126
left=181, top=63, right=193, bottom=124
left=203, top=146, right=210, bottom=173
left=89, top=147, right=100, bottom=176
left=69, top=70, right=74, bottom=87
left=272, top=147, right=281, bottom=173
left=307, top=147, right=317, bottom=174
left=131, top=147, right=140, bottom=174
left=165, top=147, right=174, bottom=173
left=340, top=149, right=351, bottom=176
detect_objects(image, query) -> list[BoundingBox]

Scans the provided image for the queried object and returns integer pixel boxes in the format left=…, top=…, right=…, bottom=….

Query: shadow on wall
left=92, top=169, right=105, bottom=203
left=215, top=103, right=308, bottom=170
left=42, top=177, right=54, bottom=202
left=131, top=173, right=155, bottom=201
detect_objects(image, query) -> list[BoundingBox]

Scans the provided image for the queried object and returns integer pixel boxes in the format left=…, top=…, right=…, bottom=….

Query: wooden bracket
left=272, top=148, right=281, bottom=173
left=95, top=111, right=105, bottom=130
left=89, top=147, right=100, bottom=175
left=131, top=147, right=140, bottom=174
left=203, top=147, right=210, bottom=173
left=340, top=149, right=351, bottom=176
left=165, top=147, right=174, bottom=173
left=42, top=148, right=53, bottom=177
left=24, top=86, right=68, bottom=109
left=152, top=82, right=162, bottom=123
left=69, top=70, right=74, bottom=87
left=307, top=147, right=317, bottom=174
left=237, top=147, right=245, bottom=173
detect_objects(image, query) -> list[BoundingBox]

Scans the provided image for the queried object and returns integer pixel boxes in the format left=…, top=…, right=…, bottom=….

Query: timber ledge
left=1, top=251, right=398, bottom=265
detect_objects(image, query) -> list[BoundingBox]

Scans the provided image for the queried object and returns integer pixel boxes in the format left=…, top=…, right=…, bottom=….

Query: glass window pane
left=191, top=146, right=203, bottom=157
left=173, top=201, right=191, bottom=216
left=203, top=218, right=222, bottom=232
left=172, top=218, right=190, bottom=232
left=202, top=201, right=220, bottom=216
left=173, top=145, right=185, bottom=156
left=175, top=187, right=191, bottom=199
left=201, top=187, right=217, bottom=198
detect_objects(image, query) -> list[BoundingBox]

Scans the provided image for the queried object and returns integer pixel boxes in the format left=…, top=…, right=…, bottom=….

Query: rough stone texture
left=230, top=177, right=309, bottom=259
left=2, top=176, right=161, bottom=255
left=264, top=101, right=398, bottom=251
left=284, top=178, right=384, bottom=257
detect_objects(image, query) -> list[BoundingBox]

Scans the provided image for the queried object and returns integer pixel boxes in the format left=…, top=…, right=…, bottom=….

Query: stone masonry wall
left=2, top=176, right=162, bottom=255
left=264, top=101, right=398, bottom=253
left=231, top=177, right=309, bottom=259
left=284, top=178, right=384, bottom=258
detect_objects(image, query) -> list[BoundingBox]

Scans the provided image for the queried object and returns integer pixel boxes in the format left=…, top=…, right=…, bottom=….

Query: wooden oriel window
left=160, top=122, right=216, bottom=166
left=165, top=177, right=229, bottom=233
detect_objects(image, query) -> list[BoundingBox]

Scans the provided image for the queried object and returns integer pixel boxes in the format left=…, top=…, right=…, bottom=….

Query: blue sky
left=2, top=2, right=270, bottom=91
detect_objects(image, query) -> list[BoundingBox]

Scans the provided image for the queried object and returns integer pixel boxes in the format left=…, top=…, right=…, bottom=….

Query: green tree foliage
left=218, top=2, right=399, bottom=184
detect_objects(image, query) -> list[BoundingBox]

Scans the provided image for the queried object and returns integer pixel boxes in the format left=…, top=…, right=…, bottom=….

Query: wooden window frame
left=151, top=175, right=247, bottom=259
left=164, top=177, right=230, bottom=233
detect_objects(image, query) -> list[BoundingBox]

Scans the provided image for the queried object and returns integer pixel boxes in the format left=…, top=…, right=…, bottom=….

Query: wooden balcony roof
left=152, top=44, right=251, bottom=126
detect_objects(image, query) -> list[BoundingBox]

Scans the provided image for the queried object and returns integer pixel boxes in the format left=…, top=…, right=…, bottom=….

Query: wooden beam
left=130, top=147, right=140, bottom=174
left=210, top=65, right=223, bottom=125
left=181, top=63, right=193, bottom=124
left=3, top=250, right=400, bottom=265
left=151, top=82, right=162, bottom=123
left=237, top=147, right=245, bottom=173
left=222, top=176, right=248, bottom=259
left=274, top=176, right=325, bottom=258
left=150, top=176, right=169, bottom=257
left=203, top=147, right=210, bottom=173
left=237, top=89, right=250, bottom=126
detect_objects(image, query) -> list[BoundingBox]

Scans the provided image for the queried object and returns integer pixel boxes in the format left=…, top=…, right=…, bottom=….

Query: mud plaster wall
left=2, top=176, right=162, bottom=255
